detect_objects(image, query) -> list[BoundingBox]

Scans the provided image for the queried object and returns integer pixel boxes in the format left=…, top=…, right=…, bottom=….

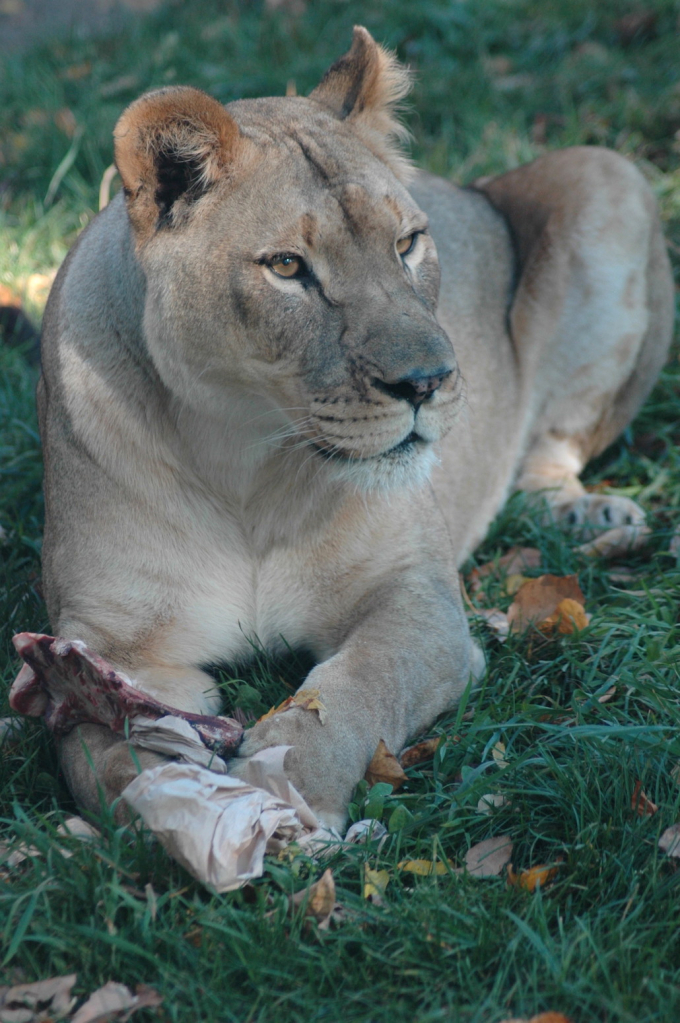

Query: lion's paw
left=228, top=708, right=351, bottom=833
left=550, top=493, right=646, bottom=533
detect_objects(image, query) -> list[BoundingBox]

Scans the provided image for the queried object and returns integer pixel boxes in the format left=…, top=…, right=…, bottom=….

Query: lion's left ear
left=309, top=26, right=413, bottom=182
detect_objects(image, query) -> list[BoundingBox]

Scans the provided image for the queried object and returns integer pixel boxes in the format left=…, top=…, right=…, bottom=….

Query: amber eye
left=269, top=255, right=303, bottom=278
left=396, top=233, right=418, bottom=257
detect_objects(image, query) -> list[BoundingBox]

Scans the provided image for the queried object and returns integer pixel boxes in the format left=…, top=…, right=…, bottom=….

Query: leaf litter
left=398, top=835, right=513, bottom=879
left=0, top=976, right=161, bottom=1023
left=364, top=739, right=407, bottom=790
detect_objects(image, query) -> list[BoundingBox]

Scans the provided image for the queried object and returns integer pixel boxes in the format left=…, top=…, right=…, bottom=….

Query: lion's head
left=113, top=27, right=462, bottom=488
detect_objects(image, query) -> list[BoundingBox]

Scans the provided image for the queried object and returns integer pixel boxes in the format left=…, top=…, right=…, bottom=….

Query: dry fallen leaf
left=398, top=858, right=453, bottom=876
left=0, top=816, right=100, bottom=871
left=473, top=606, right=510, bottom=641
left=62, top=61, right=92, bottom=82
left=658, top=824, right=680, bottom=859
left=344, top=819, right=387, bottom=846
left=576, top=524, right=651, bottom=559
left=365, top=739, right=408, bottom=791
left=597, top=686, right=616, bottom=704
left=670, top=526, right=680, bottom=559
left=499, top=1014, right=573, bottom=1023
left=291, top=868, right=336, bottom=929
left=492, top=740, right=509, bottom=769
left=477, top=793, right=507, bottom=815
left=507, top=862, right=560, bottom=892
left=632, top=781, right=658, bottom=817
left=71, top=981, right=162, bottom=1023
left=537, top=597, right=589, bottom=636
left=0, top=974, right=77, bottom=1022
left=464, top=835, right=513, bottom=878
left=504, top=573, right=530, bottom=596
left=363, top=866, right=390, bottom=903
left=469, top=547, right=542, bottom=593
left=399, top=736, right=441, bottom=768
left=258, top=688, right=327, bottom=725
left=507, top=575, right=585, bottom=634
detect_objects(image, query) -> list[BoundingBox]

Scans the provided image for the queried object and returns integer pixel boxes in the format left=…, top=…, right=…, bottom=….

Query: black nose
left=377, top=370, right=452, bottom=409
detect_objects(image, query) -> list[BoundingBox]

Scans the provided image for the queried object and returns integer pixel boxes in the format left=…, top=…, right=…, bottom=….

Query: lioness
left=40, top=28, right=673, bottom=831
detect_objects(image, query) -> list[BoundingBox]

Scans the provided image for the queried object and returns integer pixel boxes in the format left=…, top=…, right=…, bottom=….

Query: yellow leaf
left=397, top=859, right=452, bottom=876
left=538, top=598, right=589, bottom=636
left=507, top=862, right=560, bottom=892
left=363, top=866, right=390, bottom=900
left=365, top=739, right=407, bottom=791
left=291, top=868, right=336, bottom=928
left=258, top=687, right=327, bottom=724
left=507, top=575, right=585, bottom=633
left=492, top=740, right=509, bottom=769
left=504, top=573, right=529, bottom=596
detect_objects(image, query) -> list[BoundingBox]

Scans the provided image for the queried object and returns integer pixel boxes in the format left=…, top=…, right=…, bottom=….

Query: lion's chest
left=164, top=494, right=396, bottom=671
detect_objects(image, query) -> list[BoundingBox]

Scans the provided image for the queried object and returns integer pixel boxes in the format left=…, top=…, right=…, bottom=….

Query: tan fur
left=41, top=29, right=673, bottom=830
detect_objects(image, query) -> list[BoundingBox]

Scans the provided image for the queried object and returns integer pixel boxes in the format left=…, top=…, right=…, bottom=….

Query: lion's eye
left=396, top=233, right=418, bottom=257
left=269, top=255, right=303, bottom=278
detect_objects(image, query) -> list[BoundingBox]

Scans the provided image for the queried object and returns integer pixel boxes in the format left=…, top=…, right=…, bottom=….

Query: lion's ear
left=114, top=86, right=240, bottom=239
left=309, top=26, right=413, bottom=182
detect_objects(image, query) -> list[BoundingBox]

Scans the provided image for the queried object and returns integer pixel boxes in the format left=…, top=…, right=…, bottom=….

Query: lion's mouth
left=312, top=430, right=426, bottom=462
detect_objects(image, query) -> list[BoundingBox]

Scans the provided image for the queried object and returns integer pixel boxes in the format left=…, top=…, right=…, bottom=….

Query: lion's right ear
left=114, top=86, right=240, bottom=240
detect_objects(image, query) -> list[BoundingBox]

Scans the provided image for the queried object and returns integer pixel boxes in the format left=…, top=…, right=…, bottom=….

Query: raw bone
left=10, top=632, right=243, bottom=756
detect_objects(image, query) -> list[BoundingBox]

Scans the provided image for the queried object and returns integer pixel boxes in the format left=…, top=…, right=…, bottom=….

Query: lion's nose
left=377, top=370, right=452, bottom=409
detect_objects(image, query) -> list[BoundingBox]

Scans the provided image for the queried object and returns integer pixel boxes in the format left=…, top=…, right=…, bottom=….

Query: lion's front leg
left=230, top=576, right=480, bottom=832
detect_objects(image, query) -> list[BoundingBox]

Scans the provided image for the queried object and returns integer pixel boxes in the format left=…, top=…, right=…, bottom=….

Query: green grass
left=2, top=1, right=680, bottom=1020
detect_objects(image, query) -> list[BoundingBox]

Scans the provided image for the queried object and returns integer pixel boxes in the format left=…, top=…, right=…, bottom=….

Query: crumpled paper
left=10, top=631, right=344, bottom=893
left=130, top=716, right=229, bottom=773
left=122, top=746, right=338, bottom=892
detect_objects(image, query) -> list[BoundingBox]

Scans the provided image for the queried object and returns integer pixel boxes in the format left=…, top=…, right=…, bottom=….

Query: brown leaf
left=473, top=607, right=510, bottom=641
left=632, top=781, right=658, bottom=817
left=597, top=686, right=616, bottom=704
left=365, top=739, right=407, bottom=791
left=658, top=824, right=680, bottom=858
left=0, top=974, right=77, bottom=1021
left=577, top=524, right=651, bottom=559
left=399, top=736, right=441, bottom=768
left=507, top=575, right=585, bottom=633
left=291, top=868, right=336, bottom=929
left=258, top=688, right=327, bottom=725
left=464, top=835, right=513, bottom=878
left=469, top=547, right=541, bottom=593
left=54, top=108, right=77, bottom=138
left=0, top=283, right=21, bottom=308
left=62, top=61, right=92, bottom=82
left=499, top=1015, right=573, bottom=1023
left=537, top=598, right=589, bottom=636
left=507, top=862, right=561, bottom=892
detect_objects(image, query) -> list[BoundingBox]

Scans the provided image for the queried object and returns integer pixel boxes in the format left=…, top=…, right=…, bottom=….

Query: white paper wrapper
left=130, top=715, right=229, bottom=773
left=122, top=746, right=338, bottom=892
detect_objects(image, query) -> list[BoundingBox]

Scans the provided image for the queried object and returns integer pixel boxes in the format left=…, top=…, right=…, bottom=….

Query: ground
left=1, top=1, right=680, bottom=1021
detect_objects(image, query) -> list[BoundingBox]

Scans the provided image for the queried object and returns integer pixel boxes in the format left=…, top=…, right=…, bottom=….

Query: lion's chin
left=318, top=434, right=438, bottom=493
